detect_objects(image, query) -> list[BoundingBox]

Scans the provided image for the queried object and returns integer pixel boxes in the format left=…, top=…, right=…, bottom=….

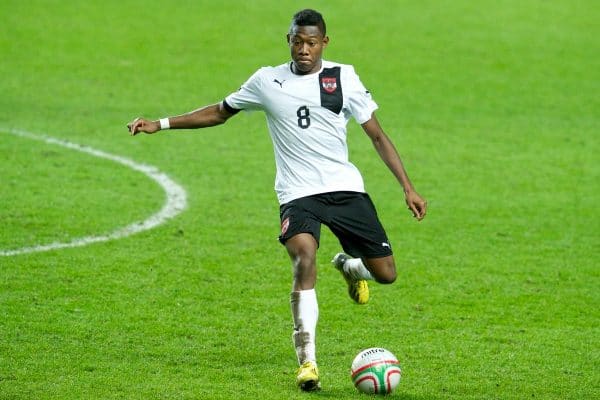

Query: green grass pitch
left=1, top=0, right=598, bottom=398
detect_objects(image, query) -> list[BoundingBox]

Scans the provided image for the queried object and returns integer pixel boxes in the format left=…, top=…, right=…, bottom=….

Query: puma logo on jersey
left=382, top=242, right=391, bottom=248
left=273, top=79, right=286, bottom=88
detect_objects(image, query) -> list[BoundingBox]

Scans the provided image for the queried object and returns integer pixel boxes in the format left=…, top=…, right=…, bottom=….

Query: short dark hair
left=291, top=9, right=326, bottom=36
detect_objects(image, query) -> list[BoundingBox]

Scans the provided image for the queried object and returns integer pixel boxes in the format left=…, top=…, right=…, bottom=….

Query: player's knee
left=291, top=248, right=317, bottom=280
left=286, top=234, right=318, bottom=269
left=294, top=245, right=316, bottom=266
left=367, top=257, right=397, bottom=284
left=291, top=248, right=318, bottom=290
left=375, top=269, right=397, bottom=284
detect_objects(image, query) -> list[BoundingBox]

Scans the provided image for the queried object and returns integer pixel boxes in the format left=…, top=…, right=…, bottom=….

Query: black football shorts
left=278, top=191, right=393, bottom=259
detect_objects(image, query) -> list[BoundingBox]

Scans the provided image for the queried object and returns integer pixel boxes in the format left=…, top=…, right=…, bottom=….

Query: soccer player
left=127, top=9, right=427, bottom=392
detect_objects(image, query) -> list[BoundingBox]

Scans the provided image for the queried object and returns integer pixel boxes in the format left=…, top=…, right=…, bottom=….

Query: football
left=351, top=347, right=402, bottom=394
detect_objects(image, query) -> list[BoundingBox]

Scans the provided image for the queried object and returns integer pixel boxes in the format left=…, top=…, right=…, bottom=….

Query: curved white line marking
left=0, top=128, right=187, bottom=256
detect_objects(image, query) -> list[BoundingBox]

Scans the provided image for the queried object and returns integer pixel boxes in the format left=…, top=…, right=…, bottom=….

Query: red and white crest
left=281, top=217, right=290, bottom=236
left=321, top=77, right=337, bottom=93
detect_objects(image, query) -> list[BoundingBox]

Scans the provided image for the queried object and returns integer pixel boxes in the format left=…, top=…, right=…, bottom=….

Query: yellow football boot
left=296, top=361, right=321, bottom=391
left=332, top=253, right=369, bottom=304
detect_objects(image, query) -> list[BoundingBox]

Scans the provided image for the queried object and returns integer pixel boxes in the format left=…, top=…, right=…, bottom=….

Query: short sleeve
left=224, top=68, right=265, bottom=112
left=344, top=66, right=378, bottom=124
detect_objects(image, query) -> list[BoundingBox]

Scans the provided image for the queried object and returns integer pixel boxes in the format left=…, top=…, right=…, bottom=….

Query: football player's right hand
left=127, top=118, right=160, bottom=135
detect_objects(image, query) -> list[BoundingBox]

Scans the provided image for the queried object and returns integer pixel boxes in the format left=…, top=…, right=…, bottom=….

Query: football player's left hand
left=405, top=190, right=427, bottom=221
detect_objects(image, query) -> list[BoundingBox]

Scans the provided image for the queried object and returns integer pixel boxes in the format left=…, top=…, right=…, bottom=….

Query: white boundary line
left=1, top=128, right=188, bottom=257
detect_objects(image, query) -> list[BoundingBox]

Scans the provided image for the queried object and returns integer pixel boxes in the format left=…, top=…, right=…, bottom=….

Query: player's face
left=287, top=25, right=329, bottom=75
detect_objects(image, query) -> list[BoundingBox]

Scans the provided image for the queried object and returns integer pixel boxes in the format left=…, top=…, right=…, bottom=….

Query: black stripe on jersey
left=319, top=67, right=343, bottom=114
left=222, top=100, right=241, bottom=115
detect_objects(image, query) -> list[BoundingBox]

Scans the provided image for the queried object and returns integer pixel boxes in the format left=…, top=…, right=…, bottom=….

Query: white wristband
left=159, top=118, right=170, bottom=130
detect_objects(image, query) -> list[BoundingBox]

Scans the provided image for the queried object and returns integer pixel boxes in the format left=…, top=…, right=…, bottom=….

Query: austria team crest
left=321, top=77, right=337, bottom=93
left=281, top=217, right=290, bottom=236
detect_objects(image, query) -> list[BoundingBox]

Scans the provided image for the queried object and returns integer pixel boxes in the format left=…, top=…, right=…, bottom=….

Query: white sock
left=290, top=289, right=318, bottom=365
left=344, top=258, right=374, bottom=281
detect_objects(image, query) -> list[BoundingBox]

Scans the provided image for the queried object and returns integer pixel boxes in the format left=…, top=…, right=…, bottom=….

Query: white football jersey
left=224, top=60, right=378, bottom=204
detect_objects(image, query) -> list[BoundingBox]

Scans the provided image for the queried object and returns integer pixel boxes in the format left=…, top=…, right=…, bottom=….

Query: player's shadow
left=310, top=389, right=440, bottom=399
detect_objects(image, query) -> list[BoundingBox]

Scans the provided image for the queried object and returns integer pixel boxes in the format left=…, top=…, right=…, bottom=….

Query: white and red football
left=351, top=347, right=402, bottom=394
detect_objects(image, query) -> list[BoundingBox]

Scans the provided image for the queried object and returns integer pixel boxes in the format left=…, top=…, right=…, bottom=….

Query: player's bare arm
left=127, top=102, right=234, bottom=135
left=361, top=113, right=427, bottom=221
